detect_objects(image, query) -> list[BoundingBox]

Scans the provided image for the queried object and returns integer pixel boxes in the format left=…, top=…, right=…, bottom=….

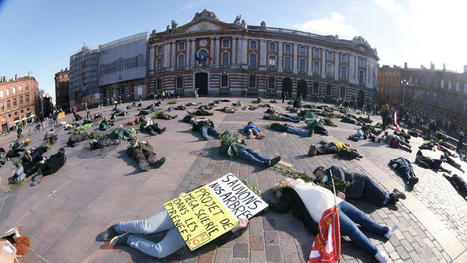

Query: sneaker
left=384, top=224, right=397, bottom=239
left=374, top=250, right=388, bottom=263
left=146, top=153, right=158, bottom=165
left=152, top=157, right=166, bottom=169
left=137, top=153, right=150, bottom=171
left=392, top=188, right=406, bottom=203
left=100, top=225, right=120, bottom=241
left=266, top=156, right=281, bottom=167
left=159, top=127, right=167, bottom=134
left=109, top=233, right=129, bottom=248
left=308, top=145, right=317, bottom=157
left=248, top=135, right=256, bottom=139
left=308, top=129, right=314, bottom=137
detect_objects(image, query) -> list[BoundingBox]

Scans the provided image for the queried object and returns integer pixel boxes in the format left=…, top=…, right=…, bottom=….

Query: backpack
left=390, top=137, right=400, bottom=148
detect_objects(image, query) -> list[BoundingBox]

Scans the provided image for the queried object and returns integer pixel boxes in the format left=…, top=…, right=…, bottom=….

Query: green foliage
left=219, top=133, right=241, bottom=145
left=315, top=175, right=351, bottom=194
left=167, top=99, right=177, bottom=104
left=242, top=180, right=262, bottom=196
left=251, top=97, right=263, bottom=104
left=273, top=165, right=313, bottom=182
left=232, top=101, right=243, bottom=106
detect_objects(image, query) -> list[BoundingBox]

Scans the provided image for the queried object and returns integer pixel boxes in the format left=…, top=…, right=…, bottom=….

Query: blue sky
left=0, top=0, right=465, bottom=100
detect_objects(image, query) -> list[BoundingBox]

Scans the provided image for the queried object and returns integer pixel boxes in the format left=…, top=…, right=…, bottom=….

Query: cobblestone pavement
left=0, top=97, right=465, bottom=263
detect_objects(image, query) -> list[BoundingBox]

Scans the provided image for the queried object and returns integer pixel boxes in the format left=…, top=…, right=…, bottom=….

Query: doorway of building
left=195, top=72, right=208, bottom=96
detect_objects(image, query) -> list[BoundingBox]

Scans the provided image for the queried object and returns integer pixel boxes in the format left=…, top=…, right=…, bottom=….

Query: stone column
left=334, top=51, right=339, bottom=81
left=170, top=42, right=175, bottom=70
left=232, top=37, right=237, bottom=66
left=192, top=39, right=196, bottom=67
left=308, top=46, right=312, bottom=76
left=164, top=43, right=170, bottom=69
left=260, top=40, right=267, bottom=68
left=321, top=49, right=326, bottom=79
left=210, top=37, right=214, bottom=66
left=186, top=39, right=191, bottom=69
left=293, top=43, right=298, bottom=74
left=215, top=37, right=220, bottom=67
left=241, top=38, right=247, bottom=67
left=149, top=46, right=154, bottom=71
left=278, top=41, right=283, bottom=72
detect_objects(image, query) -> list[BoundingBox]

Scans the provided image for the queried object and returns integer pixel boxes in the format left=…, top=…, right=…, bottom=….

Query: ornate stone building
left=379, top=63, right=467, bottom=132
left=147, top=10, right=379, bottom=104
left=55, top=68, right=69, bottom=112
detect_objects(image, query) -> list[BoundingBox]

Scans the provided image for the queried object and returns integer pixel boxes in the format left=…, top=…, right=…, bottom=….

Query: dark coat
left=325, top=166, right=367, bottom=199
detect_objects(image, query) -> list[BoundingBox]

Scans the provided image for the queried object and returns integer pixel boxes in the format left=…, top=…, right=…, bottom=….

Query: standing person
left=266, top=178, right=395, bottom=263
left=381, top=103, right=390, bottom=131
left=194, top=88, right=199, bottom=101
left=457, top=131, right=464, bottom=154
left=16, top=125, right=22, bottom=140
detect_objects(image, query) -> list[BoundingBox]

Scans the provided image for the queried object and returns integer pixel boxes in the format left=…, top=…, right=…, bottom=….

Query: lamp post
left=400, top=79, right=409, bottom=107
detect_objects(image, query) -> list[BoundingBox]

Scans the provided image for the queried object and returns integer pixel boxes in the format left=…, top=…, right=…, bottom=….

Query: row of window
left=0, top=109, right=30, bottom=122
left=156, top=41, right=364, bottom=66
left=0, top=95, right=30, bottom=111
left=0, top=85, right=30, bottom=98
left=99, top=55, right=145, bottom=76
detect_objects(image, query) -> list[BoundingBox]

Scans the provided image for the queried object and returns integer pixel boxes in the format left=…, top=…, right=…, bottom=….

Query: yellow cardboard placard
left=164, top=186, right=238, bottom=251
left=57, top=112, right=65, bottom=119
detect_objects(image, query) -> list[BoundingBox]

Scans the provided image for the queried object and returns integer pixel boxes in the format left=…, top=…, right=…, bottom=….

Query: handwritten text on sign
left=164, top=173, right=268, bottom=250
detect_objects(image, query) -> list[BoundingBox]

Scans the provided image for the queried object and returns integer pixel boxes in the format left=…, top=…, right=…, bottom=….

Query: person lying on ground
left=67, top=132, right=91, bottom=147
left=419, top=141, right=436, bottom=150
left=232, top=101, right=243, bottom=107
left=308, top=141, right=362, bottom=160
left=6, top=141, right=27, bottom=159
left=190, top=117, right=227, bottom=141
left=322, top=118, right=337, bottom=127
left=99, top=194, right=251, bottom=259
left=443, top=173, right=467, bottom=199
left=43, top=129, right=58, bottom=146
left=220, top=134, right=281, bottom=168
left=152, top=109, right=178, bottom=119
left=10, top=145, right=48, bottom=183
left=361, top=124, right=381, bottom=136
left=126, top=140, right=166, bottom=171
left=394, top=129, right=410, bottom=142
left=313, top=166, right=406, bottom=207
left=215, top=107, right=236, bottom=113
left=31, top=148, right=66, bottom=186
left=269, top=123, right=313, bottom=137
left=263, top=113, right=301, bottom=123
left=306, top=118, right=328, bottom=135
left=243, top=122, right=266, bottom=139
left=187, top=108, right=213, bottom=116
left=89, top=136, right=121, bottom=150
left=292, top=96, right=302, bottom=108
left=266, top=178, right=395, bottom=263
left=99, top=118, right=113, bottom=131
left=0, top=148, right=6, bottom=167
left=123, top=117, right=141, bottom=127
left=348, top=128, right=368, bottom=141
left=341, top=115, right=362, bottom=125
left=441, top=153, right=465, bottom=173
left=111, top=109, right=127, bottom=120
left=415, top=150, right=451, bottom=174
left=139, top=117, right=166, bottom=136
left=382, top=132, right=412, bottom=153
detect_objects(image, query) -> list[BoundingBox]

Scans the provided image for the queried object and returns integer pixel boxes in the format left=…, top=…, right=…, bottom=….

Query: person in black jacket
left=313, top=166, right=406, bottom=207
left=183, top=115, right=228, bottom=141
left=389, top=157, right=419, bottom=187
left=415, top=150, right=451, bottom=174
left=31, top=148, right=66, bottom=186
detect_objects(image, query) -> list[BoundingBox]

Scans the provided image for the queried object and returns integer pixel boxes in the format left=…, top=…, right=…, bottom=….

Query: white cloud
left=372, top=0, right=403, bottom=12
left=292, top=12, right=359, bottom=39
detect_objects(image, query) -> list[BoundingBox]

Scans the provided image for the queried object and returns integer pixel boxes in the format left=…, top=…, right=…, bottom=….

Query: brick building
left=148, top=10, right=379, bottom=104
left=378, top=63, right=467, bottom=132
left=55, top=68, right=69, bottom=112
left=0, top=74, right=40, bottom=133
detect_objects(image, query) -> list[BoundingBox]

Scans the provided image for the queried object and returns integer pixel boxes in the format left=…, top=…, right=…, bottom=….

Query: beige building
left=0, top=74, right=40, bottom=133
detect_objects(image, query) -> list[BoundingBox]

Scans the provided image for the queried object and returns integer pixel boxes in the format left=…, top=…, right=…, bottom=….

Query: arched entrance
left=195, top=72, right=208, bottom=96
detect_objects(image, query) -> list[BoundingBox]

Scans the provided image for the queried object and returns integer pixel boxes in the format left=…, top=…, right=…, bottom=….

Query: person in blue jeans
left=267, top=178, right=396, bottom=263
left=219, top=134, right=281, bottom=167
left=243, top=122, right=266, bottom=139
left=99, top=192, right=250, bottom=259
left=186, top=116, right=228, bottom=141
left=269, top=123, right=313, bottom=137
left=313, top=166, right=406, bottom=207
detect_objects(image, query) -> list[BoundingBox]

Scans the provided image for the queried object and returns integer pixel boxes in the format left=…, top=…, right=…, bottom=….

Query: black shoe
left=308, top=129, right=314, bottom=137
left=31, top=173, right=43, bottom=186
left=109, top=233, right=129, bottom=248
left=408, top=177, right=419, bottom=187
left=266, top=156, right=281, bottom=167
left=159, top=127, right=167, bottom=134
left=152, top=157, right=166, bottom=169
left=100, top=225, right=120, bottom=241
left=392, top=188, right=406, bottom=202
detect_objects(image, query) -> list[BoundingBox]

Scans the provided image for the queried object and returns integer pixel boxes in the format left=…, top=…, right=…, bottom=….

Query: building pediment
left=184, top=21, right=223, bottom=33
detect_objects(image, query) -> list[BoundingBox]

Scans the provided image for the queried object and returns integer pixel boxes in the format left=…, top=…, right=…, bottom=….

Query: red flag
left=394, top=111, right=401, bottom=133
left=308, top=206, right=341, bottom=263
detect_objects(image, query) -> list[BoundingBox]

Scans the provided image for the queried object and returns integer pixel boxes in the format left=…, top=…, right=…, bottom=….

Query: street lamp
left=400, top=79, right=409, bottom=106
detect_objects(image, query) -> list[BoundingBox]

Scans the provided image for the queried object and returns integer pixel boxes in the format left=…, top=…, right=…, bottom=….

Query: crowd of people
left=1, top=95, right=465, bottom=263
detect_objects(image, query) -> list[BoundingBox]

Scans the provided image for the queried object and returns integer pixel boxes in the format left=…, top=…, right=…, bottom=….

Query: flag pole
left=329, top=169, right=337, bottom=206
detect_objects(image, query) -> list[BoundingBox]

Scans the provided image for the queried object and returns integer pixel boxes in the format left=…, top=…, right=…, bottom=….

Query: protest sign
left=57, top=112, right=65, bottom=119
left=164, top=173, right=268, bottom=251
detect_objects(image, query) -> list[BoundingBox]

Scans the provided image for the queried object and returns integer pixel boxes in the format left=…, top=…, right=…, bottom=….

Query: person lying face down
left=267, top=178, right=396, bottom=263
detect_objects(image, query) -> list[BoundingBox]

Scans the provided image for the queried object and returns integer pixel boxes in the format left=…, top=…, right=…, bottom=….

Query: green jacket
left=219, top=140, right=249, bottom=157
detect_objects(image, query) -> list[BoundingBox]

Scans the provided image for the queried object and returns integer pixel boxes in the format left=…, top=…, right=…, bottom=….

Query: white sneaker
left=375, top=250, right=388, bottom=263
left=384, top=224, right=397, bottom=239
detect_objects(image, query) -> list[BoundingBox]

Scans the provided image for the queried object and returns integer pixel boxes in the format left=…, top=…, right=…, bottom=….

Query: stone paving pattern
left=0, top=97, right=465, bottom=263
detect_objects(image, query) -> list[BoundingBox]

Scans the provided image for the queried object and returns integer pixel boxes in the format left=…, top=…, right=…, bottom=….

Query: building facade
left=378, top=64, right=467, bottom=132
left=69, top=46, right=99, bottom=108
left=55, top=68, right=69, bottom=112
left=0, top=74, right=40, bottom=133
left=99, top=32, right=149, bottom=102
left=148, top=10, right=379, bottom=105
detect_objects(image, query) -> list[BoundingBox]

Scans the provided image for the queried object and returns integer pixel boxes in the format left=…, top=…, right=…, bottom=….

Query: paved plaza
left=0, top=97, right=466, bottom=263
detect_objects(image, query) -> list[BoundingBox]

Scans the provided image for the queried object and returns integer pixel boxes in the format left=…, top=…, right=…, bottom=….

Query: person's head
left=248, top=121, right=253, bottom=126
left=313, top=166, right=326, bottom=180
left=384, top=131, right=389, bottom=136
left=274, top=178, right=295, bottom=197
left=59, top=148, right=65, bottom=154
